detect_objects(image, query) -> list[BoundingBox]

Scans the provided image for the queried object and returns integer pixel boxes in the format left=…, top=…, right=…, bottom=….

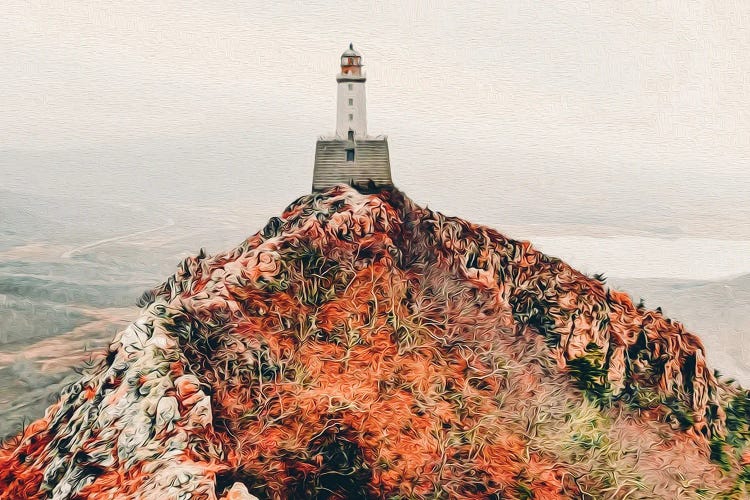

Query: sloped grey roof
left=312, top=139, right=392, bottom=192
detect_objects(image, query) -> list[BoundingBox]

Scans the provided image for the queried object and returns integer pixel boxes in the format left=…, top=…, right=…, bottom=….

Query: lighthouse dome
left=341, top=43, right=361, bottom=58
left=340, top=43, right=363, bottom=77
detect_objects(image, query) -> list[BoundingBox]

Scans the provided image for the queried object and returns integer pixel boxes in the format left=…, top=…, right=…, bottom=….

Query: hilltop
left=1, top=185, right=750, bottom=499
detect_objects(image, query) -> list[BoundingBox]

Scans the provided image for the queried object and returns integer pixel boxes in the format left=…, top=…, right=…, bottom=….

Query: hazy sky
left=2, top=2, right=749, bottom=254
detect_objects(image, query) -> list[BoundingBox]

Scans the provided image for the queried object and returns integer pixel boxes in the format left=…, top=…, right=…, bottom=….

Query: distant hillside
left=0, top=188, right=166, bottom=246
left=2, top=186, right=750, bottom=499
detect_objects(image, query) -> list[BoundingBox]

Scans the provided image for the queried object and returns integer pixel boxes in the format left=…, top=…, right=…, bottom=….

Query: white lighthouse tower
left=312, top=44, right=392, bottom=192
left=336, top=43, right=367, bottom=139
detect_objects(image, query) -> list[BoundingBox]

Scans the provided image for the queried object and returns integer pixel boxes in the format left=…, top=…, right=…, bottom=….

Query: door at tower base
left=312, top=137, right=393, bottom=192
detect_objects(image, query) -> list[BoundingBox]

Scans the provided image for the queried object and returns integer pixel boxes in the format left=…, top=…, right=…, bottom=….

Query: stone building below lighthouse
left=312, top=44, right=393, bottom=192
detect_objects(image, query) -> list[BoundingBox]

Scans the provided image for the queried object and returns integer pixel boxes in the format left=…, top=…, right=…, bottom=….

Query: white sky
left=2, top=1, right=749, bottom=275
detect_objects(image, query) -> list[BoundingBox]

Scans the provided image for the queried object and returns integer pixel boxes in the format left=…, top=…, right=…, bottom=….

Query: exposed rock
left=1, top=185, right=748, bottom=498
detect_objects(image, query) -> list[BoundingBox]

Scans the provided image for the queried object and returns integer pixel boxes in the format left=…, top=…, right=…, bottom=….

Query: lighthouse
left=312, top=44, right=393, bottom=192
left=336, top=44, right=367, bottom=139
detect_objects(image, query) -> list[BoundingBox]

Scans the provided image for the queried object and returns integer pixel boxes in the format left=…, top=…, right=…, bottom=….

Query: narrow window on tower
left=348, top=130, right=354, bottom=141
left=348, top=84, right=353, bottom=90
left=348, top=98, right=353, bottom=106
left=348, top=113, right=353, bottom=121
left=346, top=149, right=355, bottom=162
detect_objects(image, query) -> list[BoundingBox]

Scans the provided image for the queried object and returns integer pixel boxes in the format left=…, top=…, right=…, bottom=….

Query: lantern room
left=340, top=43, right=362, bottom=76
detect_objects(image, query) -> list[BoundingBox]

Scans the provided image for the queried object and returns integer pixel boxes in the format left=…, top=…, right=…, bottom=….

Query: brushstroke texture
left=1, top=185, right=748, bottom=499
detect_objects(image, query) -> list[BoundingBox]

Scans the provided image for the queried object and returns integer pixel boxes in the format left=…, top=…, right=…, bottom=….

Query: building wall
left=312, top=139, right=392, bottom=192
left=336, top=78, right=367, bottom=138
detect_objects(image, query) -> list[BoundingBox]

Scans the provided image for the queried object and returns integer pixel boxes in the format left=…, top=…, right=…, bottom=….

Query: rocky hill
left=1, top=185, right=749, bottom=499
